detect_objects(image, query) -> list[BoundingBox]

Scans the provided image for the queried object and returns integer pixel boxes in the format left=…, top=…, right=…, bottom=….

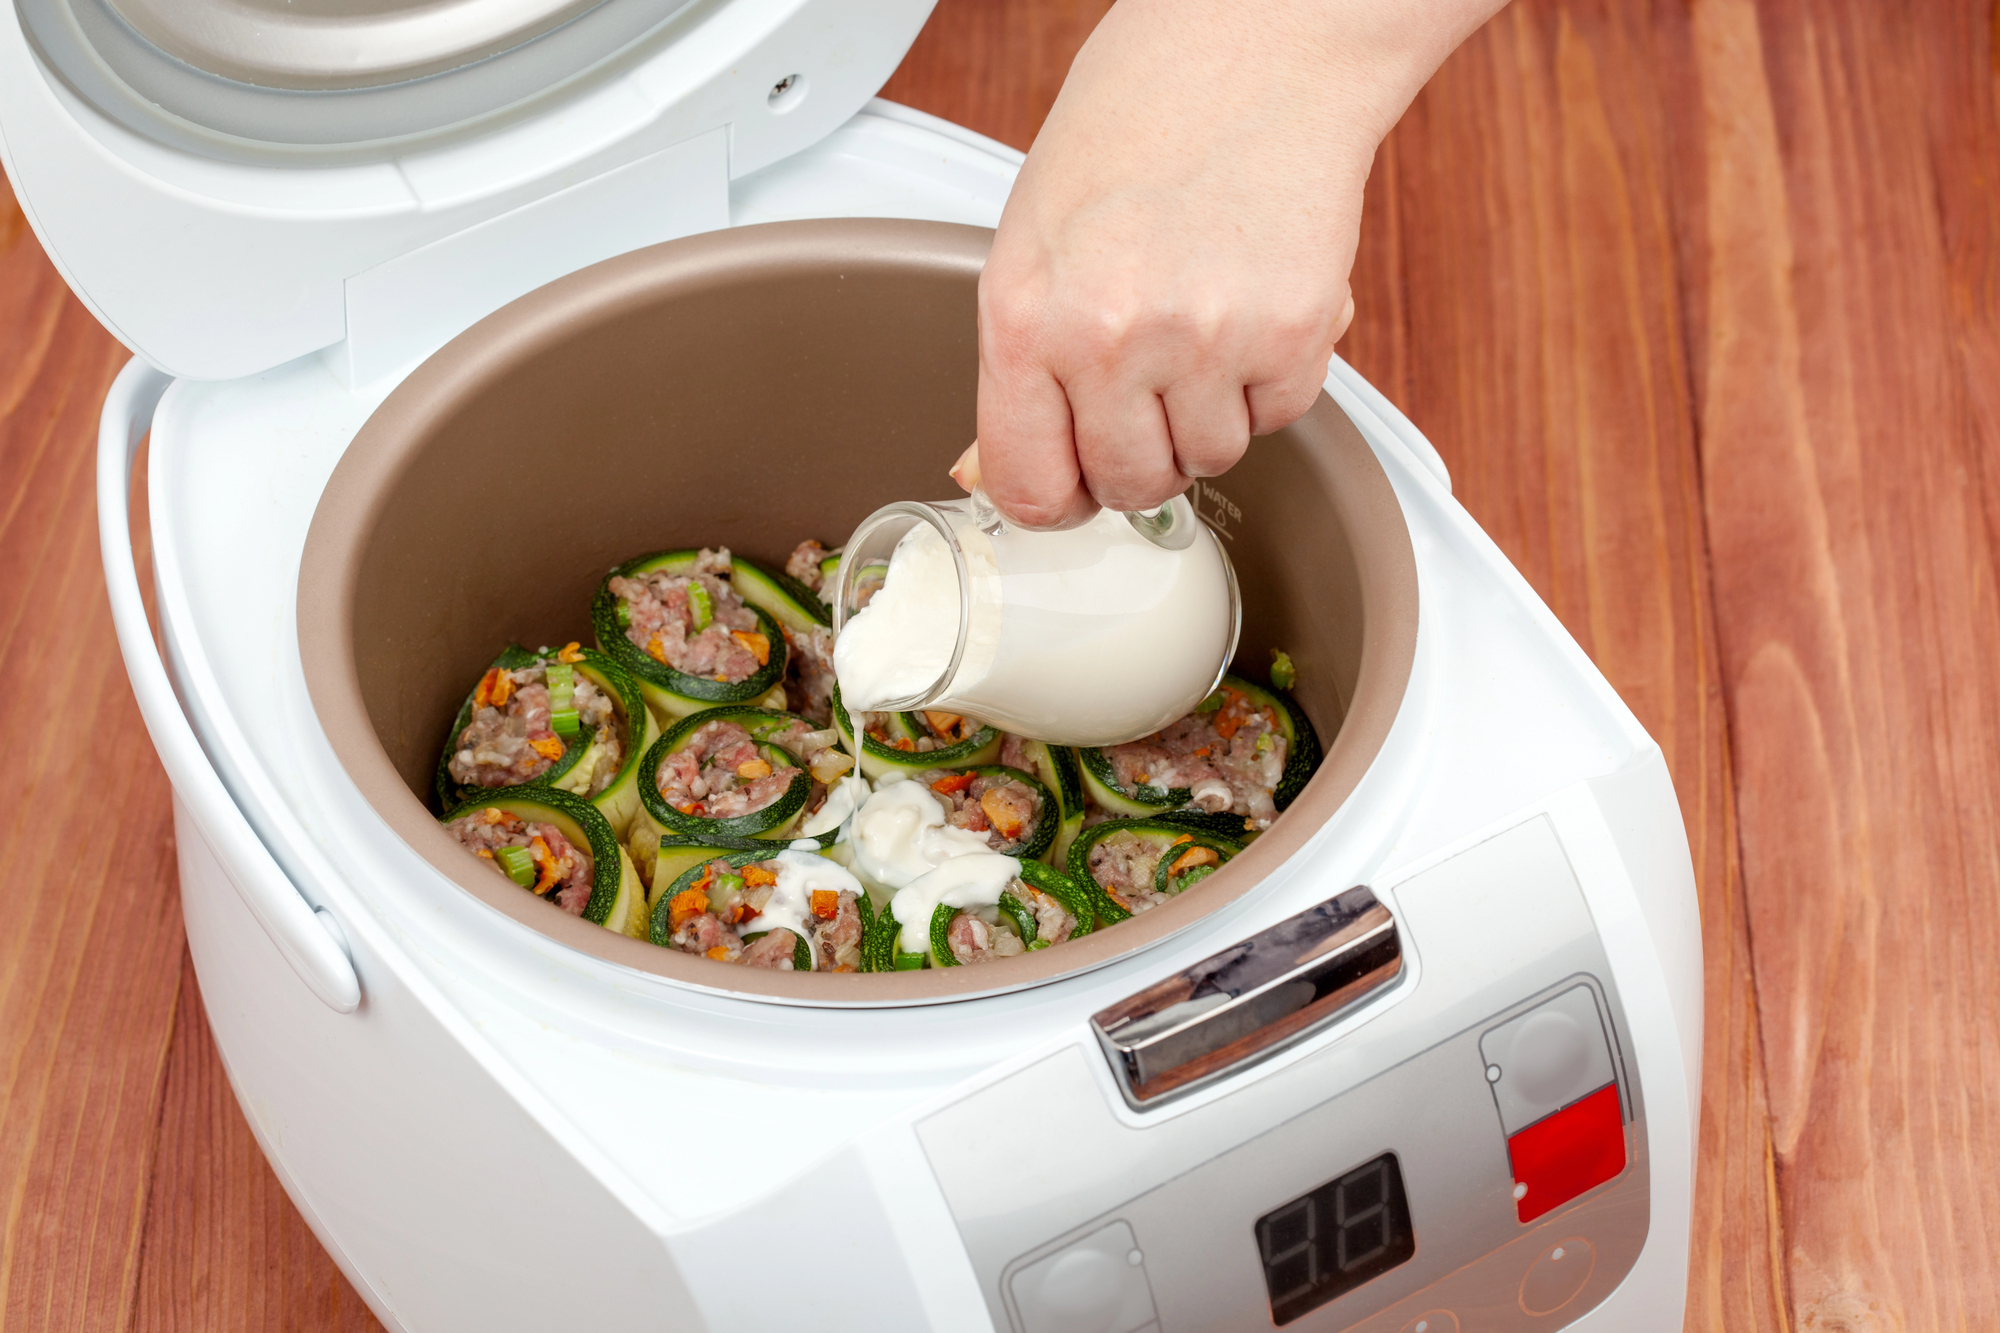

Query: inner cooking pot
left=298, top=218, right=1419, bottom=1003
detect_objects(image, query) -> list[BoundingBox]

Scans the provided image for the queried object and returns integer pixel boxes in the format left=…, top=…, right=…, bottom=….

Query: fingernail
left=950, top=441, right=981, bottom=491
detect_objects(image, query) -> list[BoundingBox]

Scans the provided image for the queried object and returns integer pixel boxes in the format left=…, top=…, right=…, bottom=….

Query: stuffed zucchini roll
left=442, top=788, right=648, bottom=938
left=863, top=855, right=1095, bottom=970
left=593, top=547, right=788, bottom=721
left=435, top=644, right=658, bottom=838
left=830, top=686, right=1003, bottom=782
left=912, top=764, right=1058, bottom=862
left=1078, top=674, right=1320, bottom=833
left=1068, top=819, right=1245, bottom=923
left=732, top=555, right=838, bottom=727
left=998, top=735, right=1087, bottom=867
left=652, top=845, right=869, bottom=971
left=635, top=706, right=854, bottom=849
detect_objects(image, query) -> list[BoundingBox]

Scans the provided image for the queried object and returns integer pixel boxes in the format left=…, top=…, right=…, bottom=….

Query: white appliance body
left=8, top=2, right=1700, bottom=1324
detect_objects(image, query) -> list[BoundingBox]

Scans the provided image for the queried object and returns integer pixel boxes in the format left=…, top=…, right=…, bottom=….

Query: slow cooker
left=1, top=1, right=1702, bottom=1328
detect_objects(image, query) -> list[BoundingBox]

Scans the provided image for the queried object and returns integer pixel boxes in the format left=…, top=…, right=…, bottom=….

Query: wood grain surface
left=2, top=0, right=1994, bottom=1327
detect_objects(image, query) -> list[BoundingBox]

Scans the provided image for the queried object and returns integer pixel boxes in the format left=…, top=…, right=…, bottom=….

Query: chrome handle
left=97, top=358, right=361, bottom=1014
left=1091, top=886, right=1401, bottom=1106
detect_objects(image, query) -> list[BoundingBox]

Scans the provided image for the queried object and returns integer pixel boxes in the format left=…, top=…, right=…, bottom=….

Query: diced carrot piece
left=741, top=864, right=779, bottom=888
left=736, top=758, right=773, bottom=780
left=529, top=737, right=565, bottom=761
left=557, top=641, right=585, bottom=664
left=1213, top=689, right=1249, bottom=739
left=646, top=636, right=669, bottom=664
left=980, top=788, right=1027, bottom=840
left=893, top=738, right=915, bottom=752
left=481, top=807, right=505, bottom=824
left=924, top=711, right=969, bottom=740
left=731, top=630, right=771, bottom=665
left=930, top=771, right=978, bottom=794
left=669, top=887, right=710, bottom=929
left=1169, top=846, right=1219, bottom=876
left=529, top=837, right=563, bottom=894
left=810, top=889, right=839, bottom=919
left=1170, top=833, right=1194, bottom=845
left=1195, top=746, right=1212, bottom=758
left=474, top=666, right=515, bottom=709
left=692, top=864, right=717, bottom=893
left=705, top=945, right=733, bottom=961
left=475, top=848, right=494, bottom=859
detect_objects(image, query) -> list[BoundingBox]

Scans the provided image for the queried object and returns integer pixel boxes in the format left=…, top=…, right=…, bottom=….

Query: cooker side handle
left=97, top=357, right=363, bottom=1014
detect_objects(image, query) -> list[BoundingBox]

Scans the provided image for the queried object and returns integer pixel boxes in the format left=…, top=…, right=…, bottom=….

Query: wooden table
left=3, top=0, right=1993, bottom=1327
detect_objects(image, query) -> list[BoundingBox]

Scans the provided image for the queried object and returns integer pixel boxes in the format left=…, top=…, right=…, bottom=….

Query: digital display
left=1254, top=1152, right=1415, bottom=1325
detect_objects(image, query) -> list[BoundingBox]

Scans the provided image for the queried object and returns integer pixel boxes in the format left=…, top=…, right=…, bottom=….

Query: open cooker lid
left=0, top=0, right=936, bottom=380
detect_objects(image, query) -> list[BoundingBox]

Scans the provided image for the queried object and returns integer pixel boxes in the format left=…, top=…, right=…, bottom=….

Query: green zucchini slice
left=635, top=706, right=816, bottom=845
left=440, top=786, right=647, bottom=938
left=926, top=902, right=960, bottom=969
left=592, top=550, right=789, bottom=722
left=437, top=645, right=655, bottom=838
left=910, top=764, right=1058, bottom=862
left=875, top=860, right=1095, bottom=969
left=650, top=847, right=860, bottom=971
left=1067, top=818, right=1245, bottom=925
left=731, top=556, right=832, bottom=632
left=1077, top=744, right=1190, bottom=817
left=1225, top=675, right=1322, bottom=811
left=830, top=686, right=1003, bottom=782
left=1007, top=740, right=1088, bottom=866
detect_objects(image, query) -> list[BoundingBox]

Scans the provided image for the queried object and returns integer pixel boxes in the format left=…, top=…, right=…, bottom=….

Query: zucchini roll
left=635, top=706, right=852, bottom=847
left=434, top=644, right=658, bottom=839
left=863, top=856, right=1095, bottom=970
left=830, top=685, right=1003, bottom=782
left=998, top=735, right=1087, bottom=867
left=1068, top=819, right=1246, bottom=923
left=1078, top=674, right=1321, bottom=833
left=652, top=845, right=869, bottom=971
left=441, top=788, right=648, bottom=938
left=593, top=547, right=788, bottom=721
left=912, top=764, right=1058, bottom=862
left=733, top=555, right=838, bottom=727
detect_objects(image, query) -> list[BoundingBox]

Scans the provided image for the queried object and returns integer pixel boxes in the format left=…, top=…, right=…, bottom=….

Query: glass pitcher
left=829, top=491, right=1240, bottom=747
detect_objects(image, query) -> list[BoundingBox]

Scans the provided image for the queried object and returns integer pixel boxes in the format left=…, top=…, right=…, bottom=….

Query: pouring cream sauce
left=833, top=504, right=1234, bottom=746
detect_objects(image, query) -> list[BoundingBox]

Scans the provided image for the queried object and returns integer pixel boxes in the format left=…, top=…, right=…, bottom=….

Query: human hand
left=960, top=0, right=1504, bottom=526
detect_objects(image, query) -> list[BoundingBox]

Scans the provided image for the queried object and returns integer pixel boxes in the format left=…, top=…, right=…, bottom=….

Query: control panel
left=919, top=817, right=1652, bottom=1332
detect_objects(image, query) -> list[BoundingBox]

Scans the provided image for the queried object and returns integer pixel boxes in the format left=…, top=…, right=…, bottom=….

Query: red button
left=1506, top=1083, right=1624, bottom=1222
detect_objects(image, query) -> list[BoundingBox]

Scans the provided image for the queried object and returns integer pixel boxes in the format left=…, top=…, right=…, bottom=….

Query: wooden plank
left=879, top=0, right=1114, bottom=152
left=0, top=172, right=185, bottom=1333
left=130, top=956, right=382, bottom=1333
left=1681, top=0, right=2000, bottom=1323
left=1343, top=5, right=1790, bottom=1327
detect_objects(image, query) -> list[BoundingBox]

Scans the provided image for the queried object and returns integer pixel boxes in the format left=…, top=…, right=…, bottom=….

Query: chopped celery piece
left=551, top=708, right=580, bottom=738
left=546, top=661, right=575, bottom=711
left=1270, top=649, right=1297, bottom=691
left=1195, top=690, right=1225, bottom=714
left=687, top=581, right=713, bottom=633
left=615, top=601, right=632, bottom=628
left=494, top=845, right=536, bottom=888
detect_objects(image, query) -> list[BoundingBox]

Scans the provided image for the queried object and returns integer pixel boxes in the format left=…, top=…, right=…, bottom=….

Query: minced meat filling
left=1102, top=687, right=1287, bottom=830
left=662, top=857, right=864, bottom=971
left=1086, top=830, right=1181, bottom=915
left=609, top=547, right=767, bottom=683
left=921, top=769, right=1040, bottom=853
left=448, top=807, right=593, bottom=915
left=785, top=539, right=829, bottom=592
left=1016, top=882, right=1077, bottom=945
left=948, top=910, right=1028, bottom=965
left=447, top=661, right=618, bottom=794
left=656, top=720, right=798, bottom=819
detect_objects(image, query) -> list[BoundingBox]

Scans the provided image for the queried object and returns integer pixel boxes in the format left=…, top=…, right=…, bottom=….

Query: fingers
left=1069, top=380, right=1191, bottom=512
left=1160, top=374, right=1253, bottom=479
left=974, top=332, right=1099, bottom=530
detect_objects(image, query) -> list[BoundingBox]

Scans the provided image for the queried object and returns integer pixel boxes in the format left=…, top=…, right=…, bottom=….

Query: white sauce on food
left=890, top=853, right=1022, bottom=955
left=800, top=774, right=872, bottom=840
left=848, top=782, right=993, bottom=890
left=748, top=844, right=866, bottom=970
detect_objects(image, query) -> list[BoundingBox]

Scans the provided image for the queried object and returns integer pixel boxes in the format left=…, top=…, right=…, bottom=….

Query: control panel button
left=1505, top=1084, right=1624, bottom=1222
left=1519, top=1236, right=1595, bottom=1315
left=1399, top=1312, right=1460, bottom=1333
left=1010, top=1220, right=1158, bottom=1333
left=1479, top=985, right=1616, bottom=1136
